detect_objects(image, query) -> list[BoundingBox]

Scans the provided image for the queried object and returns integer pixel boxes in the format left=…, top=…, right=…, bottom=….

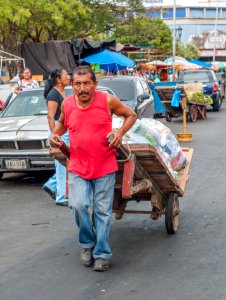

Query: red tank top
left=64, top=90, right=118, bottom=179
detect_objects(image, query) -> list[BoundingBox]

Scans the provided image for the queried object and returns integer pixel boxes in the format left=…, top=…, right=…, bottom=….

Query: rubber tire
left=0, top=172, right=3, bottom=180
left=165, top=112, right=172, bottom=122
left=165, top=193, right=180, bottom=234
left=213, top=95, right=221, bottom=112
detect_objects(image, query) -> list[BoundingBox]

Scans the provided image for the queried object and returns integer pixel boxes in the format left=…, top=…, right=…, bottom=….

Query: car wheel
left=0, top=172, right=3, bottom=180
left=213, top=95, right=221, bottom=112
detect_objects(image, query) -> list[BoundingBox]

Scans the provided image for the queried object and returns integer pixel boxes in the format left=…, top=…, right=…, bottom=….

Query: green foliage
left=176, top=42, right=199, bottom=60
left=113, top=17, right=172, bottom=50
left=0, top=0, right=143, bottom=52
left=0, top=0, right=173, bottom=58
left=188, top=90, right=213, bottom=105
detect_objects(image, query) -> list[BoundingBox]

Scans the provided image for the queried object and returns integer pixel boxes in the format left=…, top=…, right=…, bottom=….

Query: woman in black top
left=43, top=69, right=70, bottom=206
left=44, top=69, right=70, bottom=132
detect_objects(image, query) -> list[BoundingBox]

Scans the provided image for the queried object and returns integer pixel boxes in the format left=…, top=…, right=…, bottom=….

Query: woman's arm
left=47, top=100, right=58, bottom=132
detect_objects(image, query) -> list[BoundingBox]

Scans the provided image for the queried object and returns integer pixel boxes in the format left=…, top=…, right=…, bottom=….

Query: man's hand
left=107, top=130, right=122, bottom=149
left=49, top=134, right=63, bottom=148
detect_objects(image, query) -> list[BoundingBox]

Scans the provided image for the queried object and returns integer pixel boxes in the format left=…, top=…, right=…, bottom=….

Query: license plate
left=5, top=159, right=27, bottom=169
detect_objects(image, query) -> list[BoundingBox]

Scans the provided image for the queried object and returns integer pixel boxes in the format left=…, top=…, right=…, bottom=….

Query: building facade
left=144, top=0, right=226, bottom=61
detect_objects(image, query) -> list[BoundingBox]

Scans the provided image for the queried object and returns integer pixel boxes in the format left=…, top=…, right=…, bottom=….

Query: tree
left=112, top=17, right=172, bottom=50
left=176, top=43, right=199, bottom=60
left=0, top=0, right=144, bottom=55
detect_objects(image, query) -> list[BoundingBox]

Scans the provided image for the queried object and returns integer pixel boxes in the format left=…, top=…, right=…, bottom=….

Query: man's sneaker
left=93, top=258, right=110, bottom=272
left=80, top=248, right=94, bottom=267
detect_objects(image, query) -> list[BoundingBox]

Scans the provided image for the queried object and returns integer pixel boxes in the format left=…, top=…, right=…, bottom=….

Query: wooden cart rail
left=115, top=143, right=193, bottom=198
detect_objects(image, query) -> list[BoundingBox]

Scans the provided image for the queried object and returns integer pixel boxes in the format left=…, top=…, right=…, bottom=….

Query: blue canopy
left=83, top=49, right=135, bottom=72
left=188, top=59, right=212, bottom=68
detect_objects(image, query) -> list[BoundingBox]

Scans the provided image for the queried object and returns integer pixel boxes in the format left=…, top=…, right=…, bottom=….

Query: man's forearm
left=52, top=121, right=67, bottom=136
left=118, top=114, right=137, bottom=137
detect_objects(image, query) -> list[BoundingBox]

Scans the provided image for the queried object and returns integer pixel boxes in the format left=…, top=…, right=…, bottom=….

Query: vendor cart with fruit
left=112, top=141, right=193, bottom=234
left=155, top=83, right=212, bottom=122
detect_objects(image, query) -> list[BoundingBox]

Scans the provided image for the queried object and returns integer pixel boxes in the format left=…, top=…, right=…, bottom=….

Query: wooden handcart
left=113, top=143, right=193, bottom=234
left=155, top=84, right=208, bottom=123
left=55, top=139, right=193, bottom=234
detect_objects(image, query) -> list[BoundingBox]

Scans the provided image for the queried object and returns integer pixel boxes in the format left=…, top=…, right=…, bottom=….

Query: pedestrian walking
left=50, top=66, right=137, bottom=271
left=42, top=68, right=70, bottom=206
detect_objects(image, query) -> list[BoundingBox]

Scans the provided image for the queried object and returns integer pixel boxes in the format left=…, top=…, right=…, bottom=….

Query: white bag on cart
left=126, top=119, right=188, bottom=179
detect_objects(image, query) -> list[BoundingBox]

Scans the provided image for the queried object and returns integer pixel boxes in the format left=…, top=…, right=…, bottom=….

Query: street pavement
left=1, top=102, right=226, bottom=300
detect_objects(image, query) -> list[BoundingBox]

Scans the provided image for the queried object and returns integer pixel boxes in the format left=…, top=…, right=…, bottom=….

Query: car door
left=137, top=78, right=154, bottom=118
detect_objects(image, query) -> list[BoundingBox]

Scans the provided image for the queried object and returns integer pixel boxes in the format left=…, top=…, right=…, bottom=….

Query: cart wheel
left=165, top=112, right=172, bottom=122
left=165, top=193, right=180, bottom=234
left=189, top=105, right=198, bottom=122
left=203, top=106, right=207, bottom=119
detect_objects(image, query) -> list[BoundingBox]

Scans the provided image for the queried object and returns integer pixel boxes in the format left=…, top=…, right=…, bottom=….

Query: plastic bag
left=171, top=89, right=181, bottom=107
left=129, top=119, right=188, bottom=179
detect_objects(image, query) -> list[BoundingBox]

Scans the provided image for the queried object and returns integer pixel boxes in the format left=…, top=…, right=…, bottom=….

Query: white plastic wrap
left=126, top=119, right=188, bottom=180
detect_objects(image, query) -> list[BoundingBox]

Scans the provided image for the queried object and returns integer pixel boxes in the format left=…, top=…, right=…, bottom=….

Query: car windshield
left=181, top=72, right=210, bottom=83
left=1, top=90, right=47, bottom=117
left=98, top=79, right=135, bottom=102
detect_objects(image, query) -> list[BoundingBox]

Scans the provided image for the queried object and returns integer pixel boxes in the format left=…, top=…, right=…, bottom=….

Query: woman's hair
left=44, top=68, right=63, bottom=98
left=23, top=67, right=32, bottom=74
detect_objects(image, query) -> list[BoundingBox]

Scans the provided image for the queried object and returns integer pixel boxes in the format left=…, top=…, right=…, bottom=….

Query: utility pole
left=172, top=0, right=176, bottom=81
left=212, top=0, right=219, bottom=65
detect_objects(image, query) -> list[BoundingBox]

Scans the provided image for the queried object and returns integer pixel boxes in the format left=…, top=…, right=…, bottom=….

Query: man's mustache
left=79, top=91, right=89, bottom=95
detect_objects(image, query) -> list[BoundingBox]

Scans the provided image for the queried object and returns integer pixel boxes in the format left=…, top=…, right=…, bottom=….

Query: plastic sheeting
left=127, top=119, right=188, bottom=180
left=21, top=41, right=76, bottom=77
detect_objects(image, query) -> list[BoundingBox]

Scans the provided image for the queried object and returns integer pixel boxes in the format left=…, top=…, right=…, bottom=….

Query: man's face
left=72, top=72, right=98, bottom=103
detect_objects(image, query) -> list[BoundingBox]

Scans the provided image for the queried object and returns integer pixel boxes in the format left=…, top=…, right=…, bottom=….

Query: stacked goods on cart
left=126, top=118, right=188, bottom=180
left=187, top=90, right=213, bottom=105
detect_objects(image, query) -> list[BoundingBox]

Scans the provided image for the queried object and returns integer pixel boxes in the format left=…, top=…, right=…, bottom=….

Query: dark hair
left=72, top=66, right=96, bottom=83
left=136, top=64, right=142, bottom=72
left=22, top=67, right=32, bottom=74
left=44, top=68, right=63, bottom=98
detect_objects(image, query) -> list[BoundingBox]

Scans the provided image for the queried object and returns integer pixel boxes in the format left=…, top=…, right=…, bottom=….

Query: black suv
left=98, top=76, right=154, bottom=119
left=178, top=69, right=223, bottom=111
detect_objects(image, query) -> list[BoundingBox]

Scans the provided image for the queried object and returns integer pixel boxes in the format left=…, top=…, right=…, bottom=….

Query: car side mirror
left=137, top=94, right=149, bottom=102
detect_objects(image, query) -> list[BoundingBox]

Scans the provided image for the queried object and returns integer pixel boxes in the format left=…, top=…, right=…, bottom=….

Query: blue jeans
left=44, top=132, right=69, bottom=204
left=68, top=172, right=115, bottom=260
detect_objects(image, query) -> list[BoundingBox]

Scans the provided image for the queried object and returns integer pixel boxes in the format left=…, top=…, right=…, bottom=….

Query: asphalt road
left=1, top=102, right=226, bottom=300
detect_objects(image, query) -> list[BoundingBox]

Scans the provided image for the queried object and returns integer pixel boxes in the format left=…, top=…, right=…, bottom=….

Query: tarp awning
left=188, top=59, right=212, bottom=67
left=83, top=49, right=134, bottom=71
left=21, top=41, right=76, bottom=76
left=71, top=39, right=116, bottom=58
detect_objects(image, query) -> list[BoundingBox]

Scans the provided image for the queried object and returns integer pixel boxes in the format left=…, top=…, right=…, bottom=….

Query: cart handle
left=108, top=134, right=131, bottom=162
